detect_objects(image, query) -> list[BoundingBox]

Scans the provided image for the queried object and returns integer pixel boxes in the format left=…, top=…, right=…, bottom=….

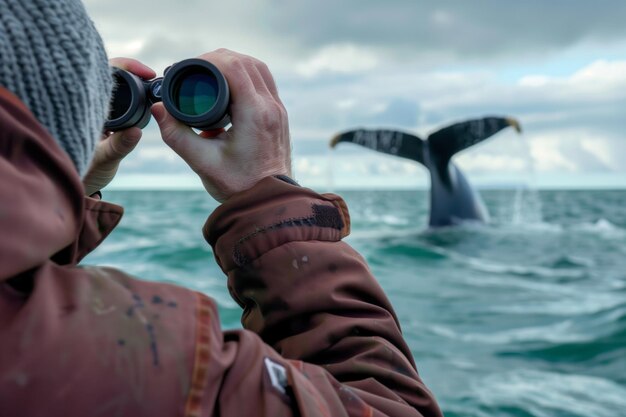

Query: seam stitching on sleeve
left=232, top=203, right=344, bottom=267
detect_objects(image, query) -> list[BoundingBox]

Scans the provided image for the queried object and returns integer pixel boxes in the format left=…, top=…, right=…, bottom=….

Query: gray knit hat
left=0, top=0, right=112, bottom=176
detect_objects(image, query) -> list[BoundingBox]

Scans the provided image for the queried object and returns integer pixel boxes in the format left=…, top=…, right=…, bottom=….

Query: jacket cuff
left=203, top=177, right=351, bottom=273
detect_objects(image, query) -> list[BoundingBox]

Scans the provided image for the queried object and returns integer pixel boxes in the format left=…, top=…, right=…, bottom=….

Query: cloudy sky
left=84, top=0, right=626, bottom=189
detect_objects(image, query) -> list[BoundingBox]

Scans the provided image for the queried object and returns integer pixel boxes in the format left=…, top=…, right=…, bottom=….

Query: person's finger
left=109, top=57, right=156, bottom=79
left=248, top=65, right=273, bottom=97
left=152, top=103, right=221, bottom=169
left=214, top=50, right=272, bottom=97
left=198, top=50, right=256, bottom=107
left=103, top=127, right=142, bottom=160
left=223, top=50, right=272, bottom=97
left=255, top=60, right=280, bottom=99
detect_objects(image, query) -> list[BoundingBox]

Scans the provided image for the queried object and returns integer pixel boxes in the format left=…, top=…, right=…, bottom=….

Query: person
left=0, top=1, right=442, bottom=416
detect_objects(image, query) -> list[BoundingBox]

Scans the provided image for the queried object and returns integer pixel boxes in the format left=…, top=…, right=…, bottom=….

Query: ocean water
left=86, top=189, right=626, bottom=417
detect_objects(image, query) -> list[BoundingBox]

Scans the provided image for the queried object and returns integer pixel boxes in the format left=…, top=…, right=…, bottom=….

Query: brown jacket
left=0, top=87, right=442, bottom=417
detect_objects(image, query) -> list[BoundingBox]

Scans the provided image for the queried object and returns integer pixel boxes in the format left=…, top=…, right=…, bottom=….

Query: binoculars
left=105, top=58, right=230, bottom=131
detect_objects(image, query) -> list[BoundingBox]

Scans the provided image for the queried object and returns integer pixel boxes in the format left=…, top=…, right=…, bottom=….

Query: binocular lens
left=173, top=72, right=218, bottom=116
left=163, top=59, right=230, bottom=130
left=105, top=69, right=150, bottom=131
left=109, top=76, right=132, bottom=120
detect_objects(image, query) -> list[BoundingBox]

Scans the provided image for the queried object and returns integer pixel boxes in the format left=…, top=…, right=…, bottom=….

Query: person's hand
left=151, top=49, right=292, bottom=202
left=82, top=58, right=156, bottom=196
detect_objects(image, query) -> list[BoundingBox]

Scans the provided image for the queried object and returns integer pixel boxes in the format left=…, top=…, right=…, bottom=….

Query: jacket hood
left=0, top=87, right=122, bottom=281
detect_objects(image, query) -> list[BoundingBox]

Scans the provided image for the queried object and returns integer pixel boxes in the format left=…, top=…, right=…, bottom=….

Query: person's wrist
left=207, top=168, right=294, bottom=202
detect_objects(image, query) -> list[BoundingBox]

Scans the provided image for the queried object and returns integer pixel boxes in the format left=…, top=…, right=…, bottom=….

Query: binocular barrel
left=105, top=59, right=230, bottom=131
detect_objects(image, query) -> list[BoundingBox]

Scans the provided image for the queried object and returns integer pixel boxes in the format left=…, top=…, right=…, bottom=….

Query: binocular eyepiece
left=105, top=58, right=230, bottom=131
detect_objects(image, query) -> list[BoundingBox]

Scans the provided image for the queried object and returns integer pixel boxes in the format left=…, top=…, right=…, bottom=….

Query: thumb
left=96, top=127, right=141, bottom=164
left=107, top=127, right=142, bottom=159
left=152, top=103, right=196, bottom=154
left=151, top=103, right=217, bottom=169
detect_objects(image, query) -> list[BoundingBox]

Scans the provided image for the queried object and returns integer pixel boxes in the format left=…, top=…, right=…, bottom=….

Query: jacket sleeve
left=201, top=176, right=442, bottom=417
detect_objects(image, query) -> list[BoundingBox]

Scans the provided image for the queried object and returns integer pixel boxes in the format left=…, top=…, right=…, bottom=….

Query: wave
left=354, top=228, right=599, bottom=281
left=414, top=242, right=591, bottom=281
left=362, top=213, right=411, bottom=226
left=573, top=218, right=626, bottom=237
left=445, top=369, right=626, bottom=417
left=458, top=255, right=588, bottom=280
left=348, top=226, right=424, bottom=242
left=505, top=218, right=625, bottom=239
left=500, top=302, right=626, bottom=349
left=428, top=320, right=588, bottom=345
left=500, top=328, right=626, bottom=366
left=424, top=217, right=624, bottom=237
left=548, top=254, right=596, bottom=269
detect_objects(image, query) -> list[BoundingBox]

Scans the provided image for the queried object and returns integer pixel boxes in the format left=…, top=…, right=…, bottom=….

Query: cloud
left=456, top=154, right=528, bottom=173
left=83, top=0, right=286, bottom=70
left=86, top=0, right=626, bottom=70
left=257, top=0, right=626, bottom=62
left=296, top=44, right=379, bottom=77
left=579, top=138, right=620, bottom=171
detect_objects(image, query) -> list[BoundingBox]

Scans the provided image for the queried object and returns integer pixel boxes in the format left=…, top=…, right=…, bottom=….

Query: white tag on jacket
left=264, top=357, right=288, bottom=395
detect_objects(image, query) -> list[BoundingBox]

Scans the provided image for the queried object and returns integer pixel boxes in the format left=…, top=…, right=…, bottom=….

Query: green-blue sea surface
left=86, top=189, right=626, bottom=417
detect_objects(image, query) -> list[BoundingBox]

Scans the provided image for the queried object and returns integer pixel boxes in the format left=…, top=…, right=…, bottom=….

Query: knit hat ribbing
left=0, top=0, right=112, bottom=176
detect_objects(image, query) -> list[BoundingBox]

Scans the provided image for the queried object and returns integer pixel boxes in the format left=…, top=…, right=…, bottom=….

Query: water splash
left=511, top=133, right=543, bottom=225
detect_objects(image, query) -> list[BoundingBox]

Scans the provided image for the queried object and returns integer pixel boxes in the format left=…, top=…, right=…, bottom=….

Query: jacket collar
left=0, top=87, right=123, bottom=281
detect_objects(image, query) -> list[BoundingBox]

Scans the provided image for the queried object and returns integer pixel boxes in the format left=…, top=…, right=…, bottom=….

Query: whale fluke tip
left=506, top=117, right=522, bottom=134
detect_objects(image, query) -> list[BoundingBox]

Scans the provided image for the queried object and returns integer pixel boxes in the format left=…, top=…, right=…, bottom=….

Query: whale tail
left=425, top=116, right=522, bottom=189
left=426, top=116, right=521, bottom=167
left=329, top=117, right=523, bottom=227
left=329, top=116, right=521, bottom=168
left=330, top=129, right=426, bottom=165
